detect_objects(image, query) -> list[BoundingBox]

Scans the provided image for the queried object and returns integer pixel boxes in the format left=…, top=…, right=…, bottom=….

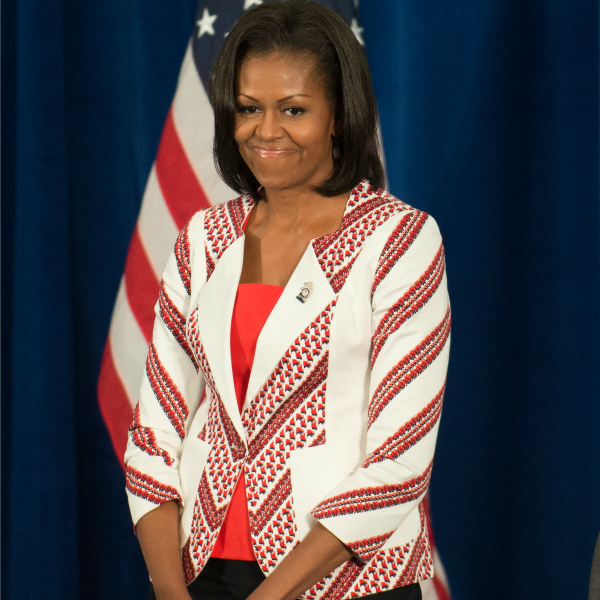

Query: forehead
left=236, top=51, right=320, bottom=91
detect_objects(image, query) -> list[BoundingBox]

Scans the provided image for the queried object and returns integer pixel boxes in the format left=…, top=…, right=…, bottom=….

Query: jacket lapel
left=195, top=235, right=246, bottom=441
left=191, top=182, right=368, bottom=436
left=243, top=245, right=336, bottom=413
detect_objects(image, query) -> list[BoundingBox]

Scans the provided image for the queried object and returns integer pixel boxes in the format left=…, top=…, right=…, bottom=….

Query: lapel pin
left=296, top=282, right=314, bottom=304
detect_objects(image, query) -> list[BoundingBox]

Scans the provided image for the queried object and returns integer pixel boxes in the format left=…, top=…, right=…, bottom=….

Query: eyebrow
left=237, top=93, right=310, bottom=103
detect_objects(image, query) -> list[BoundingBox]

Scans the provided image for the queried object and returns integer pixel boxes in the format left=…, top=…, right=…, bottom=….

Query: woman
left=125, top=2, right=450, bottom=600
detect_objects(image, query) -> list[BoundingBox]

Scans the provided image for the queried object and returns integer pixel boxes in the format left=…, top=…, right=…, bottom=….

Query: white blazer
left=125, top=180, right=450, bottom=597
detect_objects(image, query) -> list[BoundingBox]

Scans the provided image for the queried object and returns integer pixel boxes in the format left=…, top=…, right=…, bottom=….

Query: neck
left=261, top=185, right=329, bottom=221
left=247, top=183, right=350, bottom=240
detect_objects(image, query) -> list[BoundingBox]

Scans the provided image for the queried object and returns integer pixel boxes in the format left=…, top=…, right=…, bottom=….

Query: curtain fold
left=7, top=1, right=79, bottom=597
left=3, top=0, right=198, bottom=598
left=363, top=2, right=599, bottom=598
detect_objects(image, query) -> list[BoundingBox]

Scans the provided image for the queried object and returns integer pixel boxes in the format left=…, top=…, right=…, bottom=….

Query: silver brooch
left=296, top=282, right=314, bottom=304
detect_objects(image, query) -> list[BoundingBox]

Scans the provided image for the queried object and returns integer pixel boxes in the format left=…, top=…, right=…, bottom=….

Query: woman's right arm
left=124, top=213, right=207, bottom=598
left=137, top=501, right=191, bottom=600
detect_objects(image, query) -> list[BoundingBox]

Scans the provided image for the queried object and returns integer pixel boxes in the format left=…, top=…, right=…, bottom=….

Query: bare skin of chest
left=240, top=193, right=348, bottom=287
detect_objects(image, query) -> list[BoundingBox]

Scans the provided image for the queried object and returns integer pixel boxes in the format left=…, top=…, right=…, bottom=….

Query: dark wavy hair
left=208, top=0, right=384, bottom=200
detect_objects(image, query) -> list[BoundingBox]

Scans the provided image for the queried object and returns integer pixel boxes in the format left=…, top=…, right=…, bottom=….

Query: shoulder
left=176, top=195, right=255, bottom=255
left=338, top=182, right=445, bottom=299
left=342, top=180, right=429, bottom=234
left=355, top=180, right=442, bottom=243
left=189, top=195, right=255, bottom=281
left=203, top=195, right=254, bottom=233
left=367, top=196, right=445, bottom=303
left=331, top=180, right=441, bottom=258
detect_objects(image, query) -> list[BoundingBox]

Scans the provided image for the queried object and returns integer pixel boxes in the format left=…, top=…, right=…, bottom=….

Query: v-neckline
left=238, top=186, right=358, bottom=288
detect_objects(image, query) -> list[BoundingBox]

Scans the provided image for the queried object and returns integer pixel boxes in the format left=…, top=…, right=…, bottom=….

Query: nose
left=254, top=109, right=284, bottom=141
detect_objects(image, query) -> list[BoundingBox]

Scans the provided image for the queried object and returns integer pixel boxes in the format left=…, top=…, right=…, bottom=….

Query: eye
left=236, top=104, right=261, bottom=115
left=284, top=106, right=306, bottom=117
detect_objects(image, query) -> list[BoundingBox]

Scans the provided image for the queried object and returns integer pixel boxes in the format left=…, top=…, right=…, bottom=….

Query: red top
left=211, top=283, right=285, bottom=561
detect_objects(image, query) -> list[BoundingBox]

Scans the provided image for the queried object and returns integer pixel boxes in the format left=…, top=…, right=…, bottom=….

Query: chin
left=252, top=168, right=328, bottom=194
left=253, top=171, right=298, bottom=192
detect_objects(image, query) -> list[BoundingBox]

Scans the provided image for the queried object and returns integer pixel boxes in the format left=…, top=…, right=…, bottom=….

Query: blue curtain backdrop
left=2, top=1, right=598, bottom=599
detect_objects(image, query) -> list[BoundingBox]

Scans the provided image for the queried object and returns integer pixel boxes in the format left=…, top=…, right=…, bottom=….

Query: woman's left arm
left=249, top=211, right=450, bottom=600
left=309, top=211, right=450, bottom=562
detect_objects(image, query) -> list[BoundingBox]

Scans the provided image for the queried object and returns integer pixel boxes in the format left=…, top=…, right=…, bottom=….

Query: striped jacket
left=125, top=180, right=450, bottom=597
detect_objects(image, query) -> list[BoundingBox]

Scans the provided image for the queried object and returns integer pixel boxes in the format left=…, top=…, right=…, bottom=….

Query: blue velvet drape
left=2, top=1, right=598, bottom=599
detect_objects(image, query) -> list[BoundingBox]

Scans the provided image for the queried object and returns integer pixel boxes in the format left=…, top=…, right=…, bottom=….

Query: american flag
left=97, top=2, right=451, bottom=598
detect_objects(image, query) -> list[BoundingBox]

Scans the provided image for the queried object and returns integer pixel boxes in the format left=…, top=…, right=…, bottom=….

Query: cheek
left=311, top=114, right=335, bottom=145
left=234, top=118, right=252, bottom=146
left=306, top=122, right=334, bottom=152
left=233, top=124, right=244, bottom=146
left=290, top=121, right=331, bottom=149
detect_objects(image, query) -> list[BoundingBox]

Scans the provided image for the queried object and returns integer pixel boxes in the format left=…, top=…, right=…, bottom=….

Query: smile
left=252, top=147, right=295, bottom=158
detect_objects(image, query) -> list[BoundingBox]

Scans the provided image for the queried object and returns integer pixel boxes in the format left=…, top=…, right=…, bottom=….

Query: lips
left=252, top=147, right=295, bottom=158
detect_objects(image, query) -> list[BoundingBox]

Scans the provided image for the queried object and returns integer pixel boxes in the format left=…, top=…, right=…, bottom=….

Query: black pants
left=149, top=558, right=422, bottom=600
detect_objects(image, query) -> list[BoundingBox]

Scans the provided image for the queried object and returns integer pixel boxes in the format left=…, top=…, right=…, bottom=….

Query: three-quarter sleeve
left=311, top=212, right=450, bottom=560
left=124, top=212, right=206, bottom=526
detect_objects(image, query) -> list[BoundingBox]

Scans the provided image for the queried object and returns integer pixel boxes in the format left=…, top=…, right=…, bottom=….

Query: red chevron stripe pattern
left=246, top=368, right=327, bottom=566
left=204, top=196, right=253, bottom=280
left=187, top=308, right=219, bottom=399
left=304, top=559, right=365, bottom=600
left=204, top=245, right=216, bottom=283
left=181, top=538, right=195, bottom=588
left=178, top=199, right=255, bottom=580
left=346, top=529, right=396, bottom=562
left=183, top=468, right=243, bottom=583
left=371, top=242, right=445, bottom=367
left=242, top=300, right=337, bottom=440
left=312, top=182, right=409, bottom=293
left=146, top=342, right=189, bottom=440
left=368, top=306, right=451, bottom=429
left=364, top=383, right=446, bottom=468
left=197, top=470, right=228, bottom=530
left=371, top=211, right=429, bottom=299
left=250, top=469, right=293, bottom=534
left=397, top=503, right=433, bottom=586
left=311, top=460, right=433, bottom=520
left=199, top=404, right=244, bottom=505
left=183, top=390, right=246, bottom=582
left=129, top=404, right=175, bottom=466
left=308, top=428, right=326, bottom=448
left=303, top=513, right=433, bottom=600
left=247, top=353, right=328, bottom=462
left=218, top=395, right=246, bottom=462
left=202, top=395, right=245, bottom=495
left=158, top=280, right=198, bottom=370
left=243, top=304, right=333, bottom=573
left=250, top=483, right=297, bottom=570
left=174, top=220, right=192, bottom=296
left=125, top=465, right=181, bottom=505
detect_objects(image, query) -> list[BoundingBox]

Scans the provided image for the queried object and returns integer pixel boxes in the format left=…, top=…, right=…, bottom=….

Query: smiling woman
left=234, top=54, right=337, bottom=197
left=234, top=53, right=349, bottom=287
left=209, top=0, right=383, bottom=200
left=125, top=2, right=450, bottom=600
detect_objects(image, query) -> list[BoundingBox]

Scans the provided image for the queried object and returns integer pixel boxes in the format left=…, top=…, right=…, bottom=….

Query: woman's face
left=235, top=52, right=336, bottom=194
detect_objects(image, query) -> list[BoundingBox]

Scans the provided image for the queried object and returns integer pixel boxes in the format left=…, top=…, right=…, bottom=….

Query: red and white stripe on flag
left=97, top=43, right=234, bottom=462
left=97, top=8, right=451, bottom=600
